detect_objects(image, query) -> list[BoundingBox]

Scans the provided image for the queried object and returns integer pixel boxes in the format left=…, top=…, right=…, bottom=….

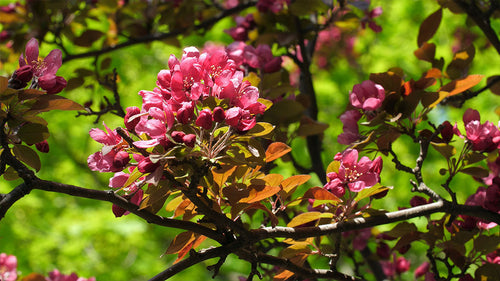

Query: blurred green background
left=1, top=1, right=500, bottom=280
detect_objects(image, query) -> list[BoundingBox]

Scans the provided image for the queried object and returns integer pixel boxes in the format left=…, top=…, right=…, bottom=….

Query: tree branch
left=62, top=1, right=258, bottom=63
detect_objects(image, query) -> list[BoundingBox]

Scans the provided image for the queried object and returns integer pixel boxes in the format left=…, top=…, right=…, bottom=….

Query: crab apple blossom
left=16, top=38, right=67, bottom=94
left=324, top=149, right=383, bottom=193
left=337, top=109, right=362, bottom=145
left=349, top=80, right=385, bottom=111
left=457, top=108, right=500, bottom=152
left=47, top=269, right=96, bottom=281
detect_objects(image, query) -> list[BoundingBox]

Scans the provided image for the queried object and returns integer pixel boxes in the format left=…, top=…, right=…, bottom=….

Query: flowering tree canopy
left=1, top=0, right=500, bottom=281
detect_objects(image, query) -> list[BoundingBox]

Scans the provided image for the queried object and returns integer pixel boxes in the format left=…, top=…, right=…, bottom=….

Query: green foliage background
left=1, top=1, right=500, bottom=280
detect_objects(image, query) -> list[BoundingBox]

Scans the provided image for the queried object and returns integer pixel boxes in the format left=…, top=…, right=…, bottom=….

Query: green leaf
left=246, top=122, right=275, bottom=137
left=355, top=184, right=392, bottom=202
left=17, top=123, right=49, bottom=145
left=3, top=166, right=19, bottom=181
left=12, top=144, right=41, bottom=172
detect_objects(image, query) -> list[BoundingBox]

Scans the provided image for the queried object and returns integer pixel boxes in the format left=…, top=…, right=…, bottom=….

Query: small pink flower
left=225, top=107, right=256, bottom=131
left=459, top=108, right=500, bottom=152
left=349, top=80, right=385, bottom=111
left=137, top=157, right=160, bottom=173
left=324, top=149, right=383, bottom=193
left=337, top=110, right=362, bottom=145
left=213, top=106, right=226, bottom=122
left=47, top=269, right=96, bottom=281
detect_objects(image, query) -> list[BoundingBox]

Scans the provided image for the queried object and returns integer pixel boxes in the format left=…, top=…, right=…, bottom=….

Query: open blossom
left=349, top=80, right=385, bottom=111
left=456, top=108, right=500, bottom=152
left=0, top=253, right=17, bottom=281
left=324, top=149, right=382, bottom=193
left=337, top=110, right=362, bottom=145
left=16, top=38, right=67, bottom=93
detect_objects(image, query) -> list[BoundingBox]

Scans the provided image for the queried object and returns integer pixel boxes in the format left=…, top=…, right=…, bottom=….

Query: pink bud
left=113, top=150, right=130, bottom=169
left=177, top=105, right=194, bottom=124
left=395, top=257, right=410, bottom=274
left=171, top=131, right=185, bottom=143
left=35, top=140, right=49, bottom=153
left=137, top=157, right=159, bottom=173
left=195, top=109, right=213, bottom=130
left=124, top=106, right=141, bottom=132
left=39, top=75, right=67, bottom=94
left=14, top=65, right=33, bottom=83
left=213, top=106, right=226, bottom=122
left=183, top=134, right=196, bottom=148
left=414, top=262, right=430, bottom=278
left=441, top=121, right=454, bottom=143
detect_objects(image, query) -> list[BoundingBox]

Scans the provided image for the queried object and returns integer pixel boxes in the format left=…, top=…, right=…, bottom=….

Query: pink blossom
left=225, top=14, right=256, bottom=41
left=0, top=253, right=17, bottom=281
left=89, top=122, right=122, bottom=146
left=18, top=38, right=67, bottom=93
left=458, top=108, right=500, bottom=152
left=171, top=131, right=186, bottom=143
left=459, top=186, right=498, bottom=230
left=361, top=7, right=383, bottom=33
left=124, top=106, right=141, bottom=132
left=324, top=149, right=383, bottom=193
left=137, top=157, right=160, bottom=173
left=349, top=80, right=385, bottom=111
left=376, top=242, right=391, bottom=259
left=35, top=140, right=50, bottom=153
left=486, top=249, right=500, bottom=264
left=87, top=150, right=119, bottom=173
left=225, top=107, right=256, bottom=131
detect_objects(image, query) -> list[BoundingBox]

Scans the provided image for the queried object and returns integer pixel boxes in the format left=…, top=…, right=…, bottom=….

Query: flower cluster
left=88, top=46, right=273, bottom=216
left=47, top=269, right=96, bottom=281
left=324, top=149, right=383, bottom=196
left=338, top=80, right=385, bottom=145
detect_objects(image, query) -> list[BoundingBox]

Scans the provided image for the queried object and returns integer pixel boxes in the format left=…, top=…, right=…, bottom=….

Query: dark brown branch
left=62, top=1, right=258, bottom=63
left=453, top=0, right=500, bottom=55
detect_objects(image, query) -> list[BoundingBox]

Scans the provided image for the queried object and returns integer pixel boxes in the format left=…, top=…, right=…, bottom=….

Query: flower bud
left=195, top=109, right=213, bottom=130
left=441, top=121, right=454, bottom=143
left=176, top=102, right=194, bottom=124
left=183, top=134, right=196, bottom=148
left=124, top=106, right=141, bottom=132
left=171, top=131, right=185, bottom=143
left=213, top=106, right=225, bottom=122
left=14, top=65, right=33, bottom=83
left=113, top=150, right=130, bottom=169
left=137, top=157, right=159, bottom=173
left=414, top=262, right=430, bottom=278
left=35, top=140, right=49, bottom=153
left=395, top=257, right=410, bottom=274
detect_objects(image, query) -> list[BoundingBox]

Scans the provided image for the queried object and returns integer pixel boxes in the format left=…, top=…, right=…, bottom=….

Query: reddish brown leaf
left=263, top=173, right=284, bottom=187
left=414, top=42, right=437, bottom=63
left=287, top=212, right=333, bottom=228
left=29, top=95, right=84, bottom=112
left=487, top=75, right=500, bottom=95
left=165, top=231, right=195, bottom=255
left=74, top=29, right=104, bottom=47
left=265, top=142, right=291, bottom=162
left=239, top=185, right=281, bottom=203
left=418, top=8, right=442, bottom=47
left=21, top=273, right=46, bottom=281
left=12, top=144, right=41, bottom=172
left=440, top=74, right=483, bottom=96
left=303, top=187, right=340, bottom=202
left=281, top=175, right=311, bottom=193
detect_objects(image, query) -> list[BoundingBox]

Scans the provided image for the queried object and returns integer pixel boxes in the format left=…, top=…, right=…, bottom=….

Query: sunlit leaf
left=280, top=242, right=312, bottom=259
left=239, top=185, right=281, bottom=204
left=414, top=42, right=436, bottom=63
left=287, top=212, right=333, bottom=228
left=355, top=184, right=392, bottom=202
left=440, top=74, right=483, bottom=96
left=263, top=173, right=284, bottom=187
left=165, top=231, right=195, bottom=255
left=265, top=142, right=291, bottom=162
left=281, top=175, right=311, bottom=193
left=246, top=122, right=275, bottom=137
left=303, top=187, right=341, bottom=203
left=421, top=91, right=448, bottom=108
